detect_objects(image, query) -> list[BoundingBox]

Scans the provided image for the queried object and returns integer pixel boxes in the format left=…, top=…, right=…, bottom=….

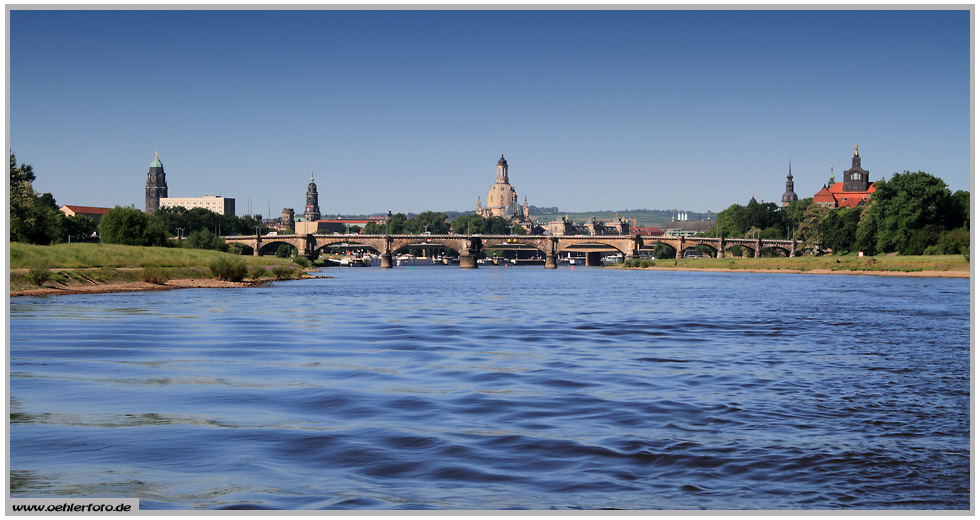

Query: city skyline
left=9, top=8, right=972, bottom=217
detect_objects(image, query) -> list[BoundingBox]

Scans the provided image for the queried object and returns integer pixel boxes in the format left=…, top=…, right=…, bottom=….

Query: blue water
left=9, top=266, right=971, bottom=510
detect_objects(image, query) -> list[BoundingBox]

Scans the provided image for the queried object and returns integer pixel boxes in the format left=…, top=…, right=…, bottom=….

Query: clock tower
left=304, top=170, right=321, bottom=222
left=145, top=151, right=168, bottom=214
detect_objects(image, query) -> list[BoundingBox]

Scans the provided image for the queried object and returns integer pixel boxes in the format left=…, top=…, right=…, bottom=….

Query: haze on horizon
left=8, top=8, right=971, bottom=218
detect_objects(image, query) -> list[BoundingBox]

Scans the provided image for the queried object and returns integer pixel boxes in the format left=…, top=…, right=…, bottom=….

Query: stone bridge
left=223, top=234, right=812, bottom=269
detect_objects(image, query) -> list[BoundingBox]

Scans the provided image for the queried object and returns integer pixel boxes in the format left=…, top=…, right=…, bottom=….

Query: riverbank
left=9, top=243, right=316, bottom=298
left=613, top=253, right=970, bottom=278
left=623, top=266, right=969, bottom=278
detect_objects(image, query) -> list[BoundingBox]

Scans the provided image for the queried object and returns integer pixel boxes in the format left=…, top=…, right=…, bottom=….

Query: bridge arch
left=257, top=239, right=303, bottom=256
left=312, top=237, right=385, bottom=256
left=555, top=239, right=628, bottom=255
left=480, top=236, right=552, bottom=257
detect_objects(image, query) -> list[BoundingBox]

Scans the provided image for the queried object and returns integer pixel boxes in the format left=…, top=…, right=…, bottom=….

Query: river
left=8, top=265, right=971, bottom=510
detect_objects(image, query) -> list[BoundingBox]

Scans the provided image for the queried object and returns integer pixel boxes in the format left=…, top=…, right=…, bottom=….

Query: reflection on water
left=9, top=267, right=971, bottom=510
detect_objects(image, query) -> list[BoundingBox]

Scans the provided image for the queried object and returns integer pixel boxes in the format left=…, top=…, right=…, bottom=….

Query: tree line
left=359, top=211, right=527, bottom=236
left=10, top=154, right=99, bottom=244
left=708, top=170, right=969, bottom=256
left=9, top=154, right=271, bottom=252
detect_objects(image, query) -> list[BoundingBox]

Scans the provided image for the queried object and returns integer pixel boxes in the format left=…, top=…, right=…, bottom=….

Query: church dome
left=149, top=152, right=163, bottom=169
left=503, top=199, right=522, bottom=219
left=498, top=154, right=508, bottom=166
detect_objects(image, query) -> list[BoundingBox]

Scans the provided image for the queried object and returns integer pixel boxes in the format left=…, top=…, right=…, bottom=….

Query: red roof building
left=813, top=145, right=876, bottom=208
left=60, top=205, right=112, bottom=223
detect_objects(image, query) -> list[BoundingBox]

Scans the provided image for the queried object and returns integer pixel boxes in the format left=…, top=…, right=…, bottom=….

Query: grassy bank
left=615, top=253, right=970, bottom=274
left=10, top=243, right=309, bottom=293
left=10, top=242, right=303, bottom=269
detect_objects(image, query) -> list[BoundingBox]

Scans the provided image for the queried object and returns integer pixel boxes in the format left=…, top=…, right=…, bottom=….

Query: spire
left=788, top=153, right=793, bottom=179
left=854, top=143, right=859, bottom=157
left=310, top=169, right=315, bottom=183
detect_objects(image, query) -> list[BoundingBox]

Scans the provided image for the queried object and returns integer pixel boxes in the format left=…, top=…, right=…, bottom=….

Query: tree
left=782, top=198, right=813, bottom=234
left=709, top=204, right=749, bottom=238
left=9, top=153, right=68, bottom=245
left=452, top=214, right=485, bottom=235
left=149, top=205, right=272, bottom=237
left=861, top=171, right=960, bottom=255
left=404, top=211, right=450, bottom=234
left=99, top=206, right=168, bottom=247
left=819, top=206, right=862, bottom=254
left=64, top=215, right=97, bottom=240
left=797, top=203, right=830, bottom=251
left=187, top=229, right=227, bottom=251
left=651, top=243, right=675, bottom=259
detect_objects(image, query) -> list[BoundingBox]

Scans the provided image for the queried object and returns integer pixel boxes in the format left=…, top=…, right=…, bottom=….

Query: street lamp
left=255, top=226, right=261, bottom=236
left=387, top=211, right=392, bottom=235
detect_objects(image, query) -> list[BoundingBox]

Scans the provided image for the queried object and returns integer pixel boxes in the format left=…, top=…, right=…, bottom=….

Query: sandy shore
left=630, top=266, right=969, bottom=278
left=9, top=275, right=332, bottom=298
left=9, top=278, right=273, bottom=298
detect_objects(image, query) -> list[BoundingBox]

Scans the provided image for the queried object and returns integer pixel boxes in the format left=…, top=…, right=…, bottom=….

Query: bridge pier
left=459, top=254, right=478, bottom=269
left=380, top=253, right=393, bottom=268
left=545, top=252, right=558, bottom=269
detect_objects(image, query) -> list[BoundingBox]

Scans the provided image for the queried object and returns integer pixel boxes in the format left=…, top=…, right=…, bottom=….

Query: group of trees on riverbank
left=358, top=211, right=527, bottom=236
left=709, top=171, right=969, bottom=256
left=9, top=154, right=272, bottom=252
left=10, top=154, right=99, bottom=244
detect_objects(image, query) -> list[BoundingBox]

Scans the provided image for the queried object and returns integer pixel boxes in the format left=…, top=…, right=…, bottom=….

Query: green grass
left=611, top=253, right=969, bottom=273
left=10, top=243, right=308, bottom=291
left=10, top=242, right=297, bottom=269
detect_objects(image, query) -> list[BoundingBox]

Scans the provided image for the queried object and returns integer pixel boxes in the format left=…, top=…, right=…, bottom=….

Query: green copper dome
left=150, top=151, right=163, bottom=168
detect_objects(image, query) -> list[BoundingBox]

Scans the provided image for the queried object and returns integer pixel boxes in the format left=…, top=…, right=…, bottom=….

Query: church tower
left=145, top=151, right=168, bottom=214
left=496, top=153, right=508, bottom=183
left=843, top=144, right=870, bottom=192
left=304, top=170, right=321, bottom=221
left=781, top=153, right=798, bottom=207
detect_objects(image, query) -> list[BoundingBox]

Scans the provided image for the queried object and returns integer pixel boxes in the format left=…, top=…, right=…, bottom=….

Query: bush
left=924, top=228, right=970, bottom=256
left=25, top=257, right=53, bottom=286
left=249, top=266, right=267, bottom=280
left=622, top=259, right=654, bottom=268
left=228, top=243, right=249, bottom=255
left=293, top=256, right=311, bottom=268
left=139, top=267, right=170, bottom=284
left=271, top=266, right=293, bottom=280
left=208, top=257, right=248, bottom=282
left=187, top=229, right=228, bottom=252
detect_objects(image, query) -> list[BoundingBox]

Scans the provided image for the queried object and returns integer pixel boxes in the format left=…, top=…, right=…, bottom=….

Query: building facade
left=144, top=151, right=168, bottom=214
left=159, top=195, right=236, bottom=215
left=813, top=145, right=876, bottom=208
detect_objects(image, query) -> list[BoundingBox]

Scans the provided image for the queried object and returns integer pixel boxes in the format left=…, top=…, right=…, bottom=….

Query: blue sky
left=9, top=8, right=972, bottom=217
